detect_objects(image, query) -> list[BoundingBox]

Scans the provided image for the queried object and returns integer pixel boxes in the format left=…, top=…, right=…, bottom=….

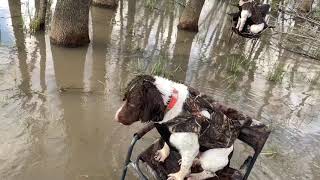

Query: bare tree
left=177, top=0, right=205, bottom=32
left=50, top=0, right=91, bottom=47
left=92, top=0, right=118, bottom=9
left=298, top=0, right=314, bottom=13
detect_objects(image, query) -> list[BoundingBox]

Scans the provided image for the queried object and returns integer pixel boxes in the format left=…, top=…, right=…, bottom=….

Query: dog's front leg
left=237, top=10, right=250, bottom=32
left=168, top=133, right=199, bottom=180
left=236, top=17, right=241, bottom=30
left=155, top=142, right=170, bottom=162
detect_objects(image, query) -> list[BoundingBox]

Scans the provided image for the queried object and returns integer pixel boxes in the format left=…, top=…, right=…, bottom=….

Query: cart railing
left=121, top=123, right=155, bottom=180
left=120, top=122, right=270, bottom=180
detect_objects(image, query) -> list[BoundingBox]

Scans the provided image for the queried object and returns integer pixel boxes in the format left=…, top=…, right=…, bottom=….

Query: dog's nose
left=115, top=113, right=124, bottom=123
left=116, top=114, right=131, bottom=125
left=114, top=111, right=119, bottom=122
left=114, top=104, right=124, bottom=122
left=115, top=112, right=125, bottom=124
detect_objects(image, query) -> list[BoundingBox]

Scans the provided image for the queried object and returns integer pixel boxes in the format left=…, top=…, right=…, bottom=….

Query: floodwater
left=1, top=0, right=320, bottom=179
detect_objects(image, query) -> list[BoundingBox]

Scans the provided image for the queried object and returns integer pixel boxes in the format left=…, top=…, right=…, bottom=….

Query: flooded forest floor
left=0, top=0, right=320, bottom=180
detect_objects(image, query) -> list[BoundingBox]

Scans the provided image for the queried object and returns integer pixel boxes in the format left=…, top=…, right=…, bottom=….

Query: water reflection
left=0, top=0, right=320, bottom=180
left=8, top=0, right=30, bottom=97
left=36, top=34, right=47, bottom=93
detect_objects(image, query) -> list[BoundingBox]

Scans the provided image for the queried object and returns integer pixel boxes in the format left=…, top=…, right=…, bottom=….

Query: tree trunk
left=172, top=30, right=196, bottom=81
left=38, top=0, right=47, bottom=29
left=177, top=0, right=205, bottom=32
left=92, top=0, right=118, bottom=9
left=298, top=0, right=314, bottom=13
left=30, top=0, right=47, bottom=32
left=50, top=0, right=91, bottom=47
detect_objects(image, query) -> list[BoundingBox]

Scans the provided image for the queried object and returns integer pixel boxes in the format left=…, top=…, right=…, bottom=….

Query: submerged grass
left=226, top=54, right=252, bottom=75
left=221, top=74, right=239, bottom=90
left=261, top=144, right=280, bottom=158
left=150, top=59, right=168, bottom=76
left=268, top=66, right=285, bottom=83
left=30, top=18, right=41, bottom=33
left=313, top=7, right=320, bottom=20
left=134, top=55, right=181, bottom=80
left=228, top=60, right=243, bottom=75
left=222, top=54, right=253, bottom=90
left=0, top=96, right=10, bottom=107
left=144, top=0, right=157, bottom=10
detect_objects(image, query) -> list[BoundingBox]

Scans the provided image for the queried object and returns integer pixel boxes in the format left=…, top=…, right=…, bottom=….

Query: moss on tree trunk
left=30, top=0, right=47, bottom=32
left=92, top=0, right=118, bottom=9
left=177, top=0, right=205, bottom=32
left=50, top=0, right=91, bottom=47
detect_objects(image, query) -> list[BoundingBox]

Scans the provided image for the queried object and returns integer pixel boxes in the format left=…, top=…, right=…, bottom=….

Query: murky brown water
left=1, top=0, right=320, bottom=179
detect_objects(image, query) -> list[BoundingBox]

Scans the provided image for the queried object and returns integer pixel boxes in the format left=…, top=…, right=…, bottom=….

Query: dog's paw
left=187, top=171, right=216, bottom=180
left=186, top=173, right=201, bottom=180
left=154, top=149, right=169, bottom=162
left=186, top=176, right=195, bottom=180
left=167, top=172, right=184, bottom=180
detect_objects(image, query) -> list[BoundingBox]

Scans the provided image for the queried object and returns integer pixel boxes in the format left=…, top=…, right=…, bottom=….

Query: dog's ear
left=141, top=80, right=165, bottom=123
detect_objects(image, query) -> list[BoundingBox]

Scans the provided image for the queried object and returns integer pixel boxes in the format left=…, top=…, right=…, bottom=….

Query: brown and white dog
left=236, top=0, right=267, bottom=34
left=115, top=75, right=251, bottom=180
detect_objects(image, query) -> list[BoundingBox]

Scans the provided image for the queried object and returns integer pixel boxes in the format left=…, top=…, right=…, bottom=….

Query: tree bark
left=172, top=30, right=196, bottom=81
left=177, top=0, right=205, bottom=32
left=298, top=0, right=314, bottom=13
left=38, top=0, right=47, bottom=29
left=50, top=0, right=91, bottom=47
left=31, top=0, right=47, bottom=32
left=92, top=0, right=118, bottom=9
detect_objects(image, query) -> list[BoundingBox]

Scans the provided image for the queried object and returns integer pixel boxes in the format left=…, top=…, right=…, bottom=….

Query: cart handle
left=121, top=123, right=155, bottom=180
left=134, top=123, right=155, bottom=139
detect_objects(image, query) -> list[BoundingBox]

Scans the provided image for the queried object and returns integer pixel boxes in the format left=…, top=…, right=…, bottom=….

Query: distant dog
left=236, top=0, right=270, bottom=34
left=115, top=75, right=252, bottom=180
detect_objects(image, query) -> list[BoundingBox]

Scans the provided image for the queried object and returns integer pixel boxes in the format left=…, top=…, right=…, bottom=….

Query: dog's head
left=115, top=75, right=166, bottom=125
left=239, top=0, right=253, bottom=6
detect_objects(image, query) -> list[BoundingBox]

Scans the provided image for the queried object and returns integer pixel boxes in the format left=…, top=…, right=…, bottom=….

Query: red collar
left=167, top=88, right=178, bottom=110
